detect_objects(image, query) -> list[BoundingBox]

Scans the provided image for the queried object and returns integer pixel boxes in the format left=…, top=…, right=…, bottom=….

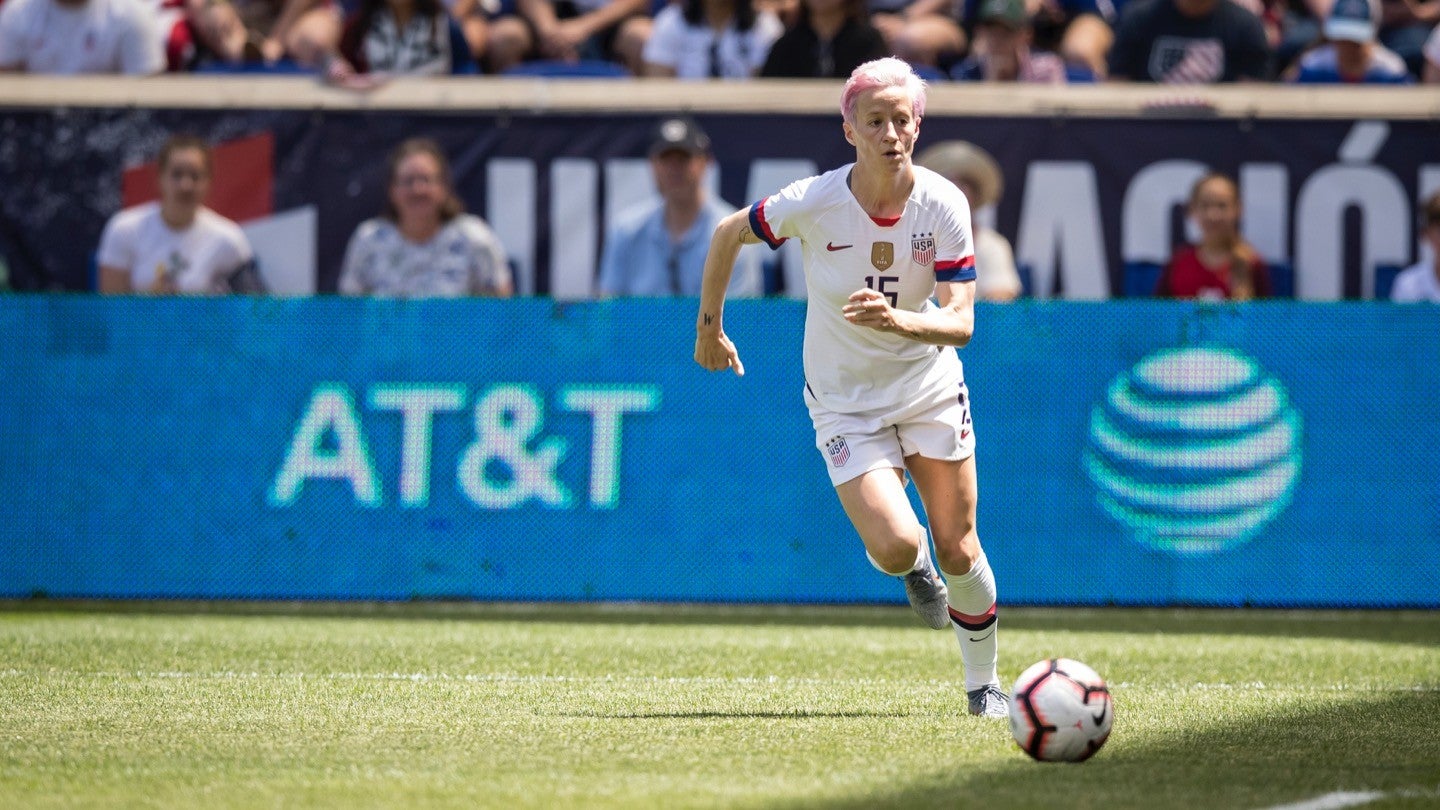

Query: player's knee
left=867, top=528, right=922, bottom=574
left=934, top=529, right=981, bottom=575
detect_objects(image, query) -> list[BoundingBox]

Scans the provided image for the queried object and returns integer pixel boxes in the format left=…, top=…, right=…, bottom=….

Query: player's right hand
left=695, top=330, right=745, bottom=377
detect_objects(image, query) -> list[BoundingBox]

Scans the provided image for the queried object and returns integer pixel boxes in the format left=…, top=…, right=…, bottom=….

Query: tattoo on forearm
left=703, top=313, right=714, bottom=325
left=739, top=227, right=753, bottom=244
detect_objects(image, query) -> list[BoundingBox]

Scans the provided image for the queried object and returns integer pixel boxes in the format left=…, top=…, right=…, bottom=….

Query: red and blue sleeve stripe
left=936, top=255, right=976, bottom=282
left=748, top=199, right=785, bottom=249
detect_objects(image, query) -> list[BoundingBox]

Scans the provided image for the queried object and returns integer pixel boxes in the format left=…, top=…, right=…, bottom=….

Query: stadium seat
left=1016, top=263, right=1034, bottom=297
left=1374, top=263, right=1404, bottom=300
left=194, top=60, right=315, bottom=75
left=503, top=60, right=630, bottom=78
left=1267, top=261, right=1294, bottom=298
left=1123, top=261, right=1163, bottom=298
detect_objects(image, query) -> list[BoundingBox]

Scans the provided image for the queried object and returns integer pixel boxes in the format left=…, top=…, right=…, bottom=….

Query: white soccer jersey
left=750, top=164, right=977, bottom=413
left=97, top=202, right=257, bottom=294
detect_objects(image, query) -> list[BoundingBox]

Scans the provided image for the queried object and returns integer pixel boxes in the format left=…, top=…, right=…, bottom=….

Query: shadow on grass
left=771, top=690, right=1440, bottom=810
left=2, top=599, right=1438, bottom=644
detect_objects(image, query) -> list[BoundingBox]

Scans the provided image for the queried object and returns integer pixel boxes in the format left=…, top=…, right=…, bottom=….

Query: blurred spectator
left=643, top=0, right=783, bottom=77
left=1265, top=0, right=1328, bottom=76
left=1157, top=172, right=1271, bottom=300
left=867, top=0, right=966, bottom=71
left=1376, top=0, right=1436, bottom=77
left=1285, top=0, right=1410, bottom=81
left=1424, top=19, right=1439, bottom=79
left=597, top=118, right=763, bottom=297
left=330, top=0, right=476, bottom=79
left=759, top=0, right=887, bottom=77
left=185, top=0, right=341, bottom=70
left=1008, top=0, right=1123, bottom=79
left=914, top=140, right=1024, bottom=302
left=97, top=135, right=263, bottom=295
left=1056, top=1, right=1117, bottom=78
left=951, top=0, right=1069, bottom=81
left=504, top=0, right=651, bottom=74
left=1108, top=0, right=1270, bottom=82
left=340, top=138, right=512, bottom=297
left=0, top=0, right=162, bottom=73
left=1389, top=190, right=1440, bottom=302
left=447, top=0, right=492, bottom=63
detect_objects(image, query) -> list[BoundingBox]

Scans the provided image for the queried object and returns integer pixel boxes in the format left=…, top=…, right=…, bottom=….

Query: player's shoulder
left=769, top=167, right=842, bottom=203
left=911, top=165, right=971, bottom=215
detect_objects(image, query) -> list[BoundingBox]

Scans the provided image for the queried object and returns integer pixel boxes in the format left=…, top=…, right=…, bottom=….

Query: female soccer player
left=693, top=57, right=1008, bottom=718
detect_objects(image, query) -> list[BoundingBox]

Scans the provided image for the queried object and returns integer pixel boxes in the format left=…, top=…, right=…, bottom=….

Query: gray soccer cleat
left=967, top=685, right=1011, bottom=718
left=903, top=540, right=951, bottom=630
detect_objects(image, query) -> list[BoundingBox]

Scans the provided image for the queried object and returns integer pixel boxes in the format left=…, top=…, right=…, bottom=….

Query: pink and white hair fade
left=840, top=57, right=928, bottom=125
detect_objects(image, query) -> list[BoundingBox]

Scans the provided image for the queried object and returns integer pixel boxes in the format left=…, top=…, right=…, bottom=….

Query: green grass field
left=2, top=602, right=1437, bottom=809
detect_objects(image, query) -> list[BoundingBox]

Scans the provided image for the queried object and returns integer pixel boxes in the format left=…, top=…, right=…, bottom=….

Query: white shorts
left=805, top=377, right=976, bottom=486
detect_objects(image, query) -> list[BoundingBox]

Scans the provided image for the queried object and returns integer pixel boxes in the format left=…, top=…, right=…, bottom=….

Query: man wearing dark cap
left=598, top=118, right=763, bottom=297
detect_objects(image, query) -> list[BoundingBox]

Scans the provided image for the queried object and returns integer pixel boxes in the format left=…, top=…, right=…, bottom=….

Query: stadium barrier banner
left=2, top=296, right=1436, bottom=607
left=0, top=109, right=1436, bottom=299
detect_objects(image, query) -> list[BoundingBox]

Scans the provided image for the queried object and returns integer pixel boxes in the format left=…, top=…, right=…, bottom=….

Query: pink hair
left=840, top=57, right=927, bottom=124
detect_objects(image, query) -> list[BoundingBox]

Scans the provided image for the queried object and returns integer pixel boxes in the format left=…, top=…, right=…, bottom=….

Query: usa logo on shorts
left=825, top=436, right=850, bottom=467
left=911, top=233, right=935, bottom=266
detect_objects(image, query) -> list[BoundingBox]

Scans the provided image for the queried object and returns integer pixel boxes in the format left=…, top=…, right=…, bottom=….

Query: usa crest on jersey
left=911, top=233, right=935, bottom=266
left=825, top=436, right=850, bottom=467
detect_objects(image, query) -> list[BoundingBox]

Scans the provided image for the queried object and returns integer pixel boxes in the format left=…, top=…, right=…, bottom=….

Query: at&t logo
left=1084, top=347, right=1303, bottom=554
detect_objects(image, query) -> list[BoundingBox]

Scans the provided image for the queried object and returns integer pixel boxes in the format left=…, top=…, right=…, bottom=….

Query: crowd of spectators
left=1, top=0, right=1438, bottom=82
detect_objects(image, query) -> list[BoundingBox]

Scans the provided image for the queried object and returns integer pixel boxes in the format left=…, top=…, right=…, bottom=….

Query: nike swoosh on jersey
left=968, top=628, right=995, bottom=643
left=826, top=242, right=853, bottom=251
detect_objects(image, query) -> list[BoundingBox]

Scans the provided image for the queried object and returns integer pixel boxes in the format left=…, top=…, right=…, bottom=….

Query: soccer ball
left=1008, top=658, right=1113, bottom=762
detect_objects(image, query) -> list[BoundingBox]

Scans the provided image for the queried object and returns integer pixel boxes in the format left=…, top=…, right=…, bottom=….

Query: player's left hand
left=843, top=288, right=896, bottom=331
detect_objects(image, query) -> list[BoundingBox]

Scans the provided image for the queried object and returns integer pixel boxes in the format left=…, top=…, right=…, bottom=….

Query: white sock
left=942, top=550, right=999, bottom=691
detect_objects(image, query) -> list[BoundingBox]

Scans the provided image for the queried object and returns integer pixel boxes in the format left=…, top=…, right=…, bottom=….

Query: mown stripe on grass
left=1, top=669, right=1436, bottom=692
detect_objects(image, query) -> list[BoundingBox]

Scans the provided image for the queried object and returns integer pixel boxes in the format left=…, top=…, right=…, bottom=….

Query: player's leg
left=834, top=467, right=950, bottom=630
left=908, top=452, right=1007, bottom=717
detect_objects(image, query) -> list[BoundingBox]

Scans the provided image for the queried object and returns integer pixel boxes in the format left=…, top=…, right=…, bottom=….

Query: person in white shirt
left=1390, top=191, right=1440, bottom=303
left=97, top=134, right=263, bottom=295
left=0, top=0, right=163, bottom=74
left=340, top=137, right=512, bottom=298
left=915, top=139, right=1023, bottom=302
left=694, top=57, right=1010, bottom=719
left=642, top=0, right=782, bottom=78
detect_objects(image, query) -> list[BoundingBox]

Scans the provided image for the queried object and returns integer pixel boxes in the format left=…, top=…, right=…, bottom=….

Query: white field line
left=1261, top=787, right=1440, bottom=810
left=0, top=669, right=1437, bottom=691
left=1259, top=791, right=1386, bottom=810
